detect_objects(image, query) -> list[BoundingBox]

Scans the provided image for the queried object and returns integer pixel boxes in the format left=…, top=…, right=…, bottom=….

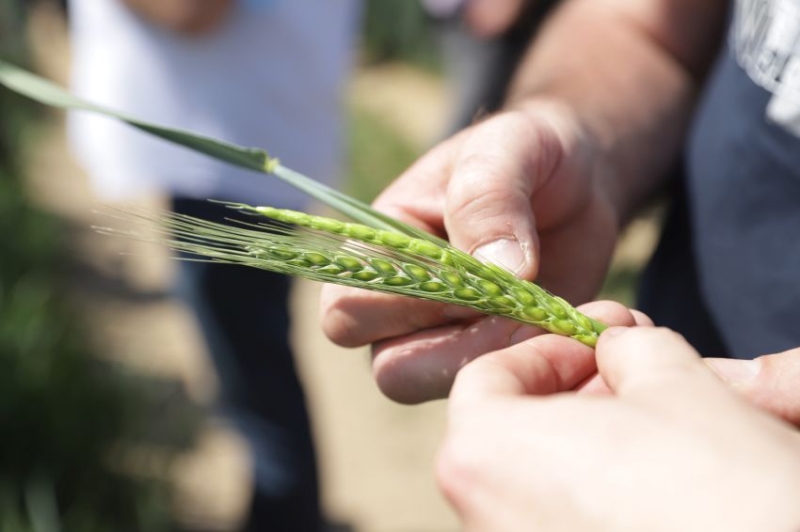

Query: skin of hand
left=706, top=351, right=800, bottom=427
left=122, top=0, right=235, bottom=35
left=320, top=0, right=728, bottom=404
left=463, top=0, right=531, bottom=39
left=437, top=323, right=800, bottom=532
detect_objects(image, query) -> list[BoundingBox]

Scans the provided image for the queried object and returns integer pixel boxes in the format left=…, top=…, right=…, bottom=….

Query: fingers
left=596, top=326, right=727, bottom=409
left=444, top=112, right=567, bottom=280
left=706, top=348, right=800, bottom=427
left=320, top=285, right=463, bottom=348
left=448, top=301, right=641, bottom=407
left=372, top=316, right=534, bottom=404
left=449, top=333, right=595, bottom=408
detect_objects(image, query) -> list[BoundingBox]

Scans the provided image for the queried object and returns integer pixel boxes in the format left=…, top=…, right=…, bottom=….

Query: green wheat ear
left=0, top=61, right=607, bottom=346
left=100, top=203, right=606, bottom=347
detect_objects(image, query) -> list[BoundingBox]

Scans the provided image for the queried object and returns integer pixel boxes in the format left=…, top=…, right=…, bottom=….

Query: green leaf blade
left=0, top=60, right=273, bottom=173
left=0, top=59, right=444, bottom=240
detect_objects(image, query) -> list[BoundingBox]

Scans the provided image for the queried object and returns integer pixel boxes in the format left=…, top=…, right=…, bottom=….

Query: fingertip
left=318, top=285, right=362, bottom=348
left=371, top=340, right=448, bottom=404
left=630, top=309, right=655, bottom=326
left=594, top=325, right=632, bottom=362
left=595, top=326, right=705, bottom=397
left=704, top=357, right=761, bottom=388
left=576, top=300, right=640, bottom=327
left=596, top=325, right=671, bottom=357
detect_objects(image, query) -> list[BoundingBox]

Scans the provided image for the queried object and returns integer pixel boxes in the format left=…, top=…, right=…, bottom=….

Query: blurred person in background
left=423, top=0, right=559, bottom=132
left=67, top=0, right=360, bottom=530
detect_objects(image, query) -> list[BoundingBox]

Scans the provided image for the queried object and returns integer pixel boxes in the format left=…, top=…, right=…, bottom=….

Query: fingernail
left=708, top=359, right=761, bottom=386
left=474, top=239, right=527, bottom=275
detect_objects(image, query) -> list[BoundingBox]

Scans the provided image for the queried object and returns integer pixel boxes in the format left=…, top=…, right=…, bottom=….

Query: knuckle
left=447, top=171, right=527, bottom=225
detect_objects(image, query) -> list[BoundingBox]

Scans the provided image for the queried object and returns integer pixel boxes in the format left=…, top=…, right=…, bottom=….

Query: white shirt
left=68, top=0, right=360, bottom=208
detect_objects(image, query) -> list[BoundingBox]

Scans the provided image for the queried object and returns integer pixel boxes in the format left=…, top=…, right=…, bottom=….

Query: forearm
left=507, top=0, right=727, bottom=222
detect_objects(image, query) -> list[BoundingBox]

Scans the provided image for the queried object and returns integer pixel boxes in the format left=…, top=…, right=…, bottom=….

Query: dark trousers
left=172, top=198, right=322, bottom=532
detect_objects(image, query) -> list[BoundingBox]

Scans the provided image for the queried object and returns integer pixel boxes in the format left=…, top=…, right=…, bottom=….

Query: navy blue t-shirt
left=639, top=0, right=800, bottom=359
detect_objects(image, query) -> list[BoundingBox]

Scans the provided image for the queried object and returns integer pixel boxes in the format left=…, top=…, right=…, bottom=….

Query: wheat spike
left=99, top=203, right=606, bottom=347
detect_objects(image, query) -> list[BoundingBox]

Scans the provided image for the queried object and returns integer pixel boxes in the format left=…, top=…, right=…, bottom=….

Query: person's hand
left=122, top=0, right=235, bottom=35
left=437, top=325, right=800, bottom=532
left=321, top=104, right=620, bottom=403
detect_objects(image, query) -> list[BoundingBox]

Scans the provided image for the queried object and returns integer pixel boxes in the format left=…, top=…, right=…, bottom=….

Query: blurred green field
left=346, top=107, right=419, bottom=203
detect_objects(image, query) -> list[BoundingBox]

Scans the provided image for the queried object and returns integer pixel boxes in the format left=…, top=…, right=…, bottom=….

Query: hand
left=438, top=326, right=800, bottom=532
left=321, top=104, right=619, bottom=403
left=122, top=0, right=235, bottom=35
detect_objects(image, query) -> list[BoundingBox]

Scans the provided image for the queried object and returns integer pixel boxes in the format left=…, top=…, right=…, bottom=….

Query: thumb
left=596, top=327, right=726, bottom=408
left=444, top=112, right=564, bottom=280
left=706, top=349, right=800, bottom=427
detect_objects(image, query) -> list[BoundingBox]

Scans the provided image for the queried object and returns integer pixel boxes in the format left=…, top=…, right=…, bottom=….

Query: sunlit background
left=0, top=1, right=660, bottom=531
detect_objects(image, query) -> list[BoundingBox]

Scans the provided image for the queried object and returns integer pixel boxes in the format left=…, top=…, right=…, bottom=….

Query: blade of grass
left=0, top=60, right=440, bottom=239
